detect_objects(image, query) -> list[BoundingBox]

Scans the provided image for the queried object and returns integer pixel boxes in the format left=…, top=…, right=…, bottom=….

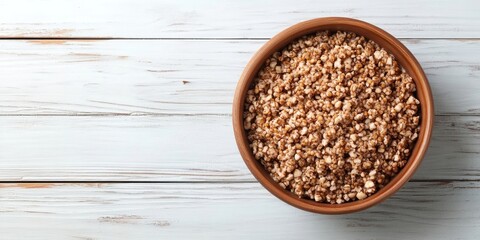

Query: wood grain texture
left=0, top=0, right=479, bottom=38
left=0, top=115, right=478, bottom=181
left=0, top=0, right=478, bottom=238
left=0, top=181, right=479, bottom=239
left=0, top=39, right=478, bottom=115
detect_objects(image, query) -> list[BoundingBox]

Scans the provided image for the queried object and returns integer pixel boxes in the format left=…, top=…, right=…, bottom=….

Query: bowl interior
left=232, top=17, right=434, bottom=214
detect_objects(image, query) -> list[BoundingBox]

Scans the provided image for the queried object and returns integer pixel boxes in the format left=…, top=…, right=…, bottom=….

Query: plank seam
left=0, top=113, right=476, bottom=117
left=0, top=179, right=476, bottom=184
left=0, top=37, right=479, bottom=41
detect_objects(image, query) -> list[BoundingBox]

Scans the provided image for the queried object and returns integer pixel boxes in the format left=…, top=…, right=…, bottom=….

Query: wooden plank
left=0, top=39, right=478, bottom=115
left=0, top=115, right=249, bottom=181
left=0, top=181, right=478, bottom=239
left=0, top=115, right=478, bottom=181
left=0, top=0, right=479, bottom=38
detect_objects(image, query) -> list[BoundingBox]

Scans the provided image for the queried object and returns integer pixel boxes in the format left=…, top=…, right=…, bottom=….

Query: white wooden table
left=0, top=0, right=479, bottom=239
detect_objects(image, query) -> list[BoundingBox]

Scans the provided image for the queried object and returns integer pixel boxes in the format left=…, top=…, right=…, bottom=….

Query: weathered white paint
left=0, top=115, right=477, bottom=181
left=0, top=0, right=478, bottom=38
left=0, top=39, right=478, bottom=115
left=0, top=1, right=478, bottom=238
left=0, top=181, right=478, bottom=239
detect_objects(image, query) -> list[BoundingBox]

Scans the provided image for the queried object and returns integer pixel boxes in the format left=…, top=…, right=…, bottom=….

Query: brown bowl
left=232, top=17, right=434, bottom=214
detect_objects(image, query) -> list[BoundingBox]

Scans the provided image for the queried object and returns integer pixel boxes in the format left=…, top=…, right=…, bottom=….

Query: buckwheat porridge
left=243, top=31, right=420, bottom=204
